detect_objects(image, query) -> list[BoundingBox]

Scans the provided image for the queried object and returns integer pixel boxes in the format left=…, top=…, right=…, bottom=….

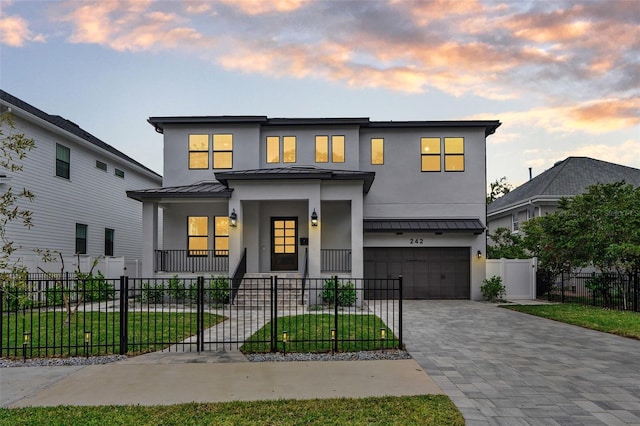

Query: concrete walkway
left=403, top=300, right=640, bottom=426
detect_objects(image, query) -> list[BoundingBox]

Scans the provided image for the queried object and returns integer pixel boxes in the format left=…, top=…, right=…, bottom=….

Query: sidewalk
left=1, top=352, right=441, bottom=407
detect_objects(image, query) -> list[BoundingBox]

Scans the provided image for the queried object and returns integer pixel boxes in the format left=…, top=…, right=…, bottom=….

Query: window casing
left=266, top=136, right=280, bottom=163
left=189, top=134, right=209, bottom=169
left=371, top=138, right=384, bottom=165
left=115, top=168, right=125, bottom=178
left=444, top=137, right=464, bottom=171
left=283, top=136, right=296, bottom=163
left=421, top=137, right=441, bottom=172
left=56, top=144, right=70, bottom=179
left=512, top=214, right=520, bottom=233
left=213, top=134, right=233, bottom=169
left=76, top=223, right=87, bottom=254
left=214, top=216, right=229, bottom=255
left=331, top=135, right=345, bottom=163
left=96, top=160, right=107, bottom=171
left=315, top=136, right=328, bottom=163
left=105, top=228, right=114, bottom=256
left=188, top=216, right=208, bottom=256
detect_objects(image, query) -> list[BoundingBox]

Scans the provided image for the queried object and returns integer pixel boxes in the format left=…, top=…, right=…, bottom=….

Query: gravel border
left=0, top=355, right=128, bottom=368
left=246, top=350, right=411, bottom=362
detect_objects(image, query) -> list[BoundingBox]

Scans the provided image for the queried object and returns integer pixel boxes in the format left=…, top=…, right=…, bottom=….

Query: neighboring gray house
left=487, top=157, right=640, bottom=234
left=0, top=90, right=162, bottom=272
left=128, top=116, right=500, bottom=300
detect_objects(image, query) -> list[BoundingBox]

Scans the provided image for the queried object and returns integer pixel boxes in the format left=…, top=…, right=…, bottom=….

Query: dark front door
left=271, top=217, right=298, bottom=271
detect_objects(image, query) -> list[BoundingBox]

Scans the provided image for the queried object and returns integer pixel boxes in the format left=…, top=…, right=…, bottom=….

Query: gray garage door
left=364, top=247, right=470, bottom=299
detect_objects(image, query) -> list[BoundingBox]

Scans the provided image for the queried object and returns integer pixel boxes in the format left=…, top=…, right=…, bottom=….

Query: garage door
left=364, top=247, right=470, bottom=299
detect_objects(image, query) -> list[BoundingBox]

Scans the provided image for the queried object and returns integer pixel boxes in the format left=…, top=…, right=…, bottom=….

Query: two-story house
left=0, top=90, right=162, bottom=274
left=127, top=116, right=500, bottom=300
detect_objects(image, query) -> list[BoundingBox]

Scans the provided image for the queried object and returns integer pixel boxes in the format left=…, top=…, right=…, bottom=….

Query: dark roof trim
left=1, top=90, right=161, bottom=180
left=126, top=182, right=232, bottom=202
left=215, top=167, right=375, bottom=193
left=147, top=115, right=501, bottom=136
left=364, top=219, right=485, bottom=234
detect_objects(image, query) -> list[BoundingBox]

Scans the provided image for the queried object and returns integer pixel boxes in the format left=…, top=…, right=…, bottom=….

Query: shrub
left=166, top=275, right=187, bottom=300
left=2, top=279, right=32, bottom=311
left=209, top=275, right=230, bottom=304
left=141, top=281, right=164, bottom=304
left=78, top=271, right=115, bottom=302
left=481, top=275, right=506, bottom=302
left=46, top=284, right=68, bottom=306
left=321, top=279, right=357, bottom=307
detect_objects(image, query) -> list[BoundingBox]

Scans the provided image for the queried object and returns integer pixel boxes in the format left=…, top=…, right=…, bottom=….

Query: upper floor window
left=188, top=216, right=208, bottom=256
left=189, top=134, right=209, bottom=169
left=76, top=223, right=87, bottom=254
left=214, top=216, right=229, bottom=254
left=315, top=135, right=344, bottom=163
left=96, top=160, right=107, bottom=171
left=512, top=213, right=520, bottom=233
left=444, top=137, right=464, bottom=171
left=332, top=135, right=344, bottom=163
left=420, top=137, right=441, bottom=172
left=56, top=144, right=70, bottom=179
left=115, top=168, right=125, bottom=178
left=213, top=134, right=233, bottom=169
left=266, top=136, right=297, bottom=164
left=371, top=138, right=384, bottom=165
left=105, top=228, right=114, bottom=256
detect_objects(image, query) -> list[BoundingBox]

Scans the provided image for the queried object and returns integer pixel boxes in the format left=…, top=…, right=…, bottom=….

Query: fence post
left=333, top=275, right=339, bottom=353
left=197, top=276, right=204, bottom=352
left=398, top=275, right=403, bottom=350
left=271, top=276, right=277, bottom=353
left=561, top=272, right=565, bottom=304
left=119, top=276, right=129, bottom=355
left=634, top=271, right=638, bottom=313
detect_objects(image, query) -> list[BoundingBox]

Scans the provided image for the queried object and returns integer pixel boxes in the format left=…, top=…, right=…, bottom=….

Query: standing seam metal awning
left=363, top=219, right=485, bottom=234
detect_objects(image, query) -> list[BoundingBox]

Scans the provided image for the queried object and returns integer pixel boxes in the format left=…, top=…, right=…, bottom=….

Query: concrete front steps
left=234, top=273, right=307, bottom=309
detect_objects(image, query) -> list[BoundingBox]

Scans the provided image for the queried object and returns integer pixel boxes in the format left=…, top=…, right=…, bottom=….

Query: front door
left=271, top=217, right=298, bottom=271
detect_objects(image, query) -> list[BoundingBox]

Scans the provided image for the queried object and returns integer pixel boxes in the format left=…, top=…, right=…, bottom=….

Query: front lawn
left=241, top=314, right=399, bottom=353
left=503, top=304, right=640, bottom=339
left=0, top=395, right=463, bottom=426
left=1, top=312, right=224, bottom=358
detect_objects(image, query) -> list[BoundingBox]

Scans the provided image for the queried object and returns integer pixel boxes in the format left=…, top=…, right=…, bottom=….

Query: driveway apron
left=403, top=301, right=640, bottom=426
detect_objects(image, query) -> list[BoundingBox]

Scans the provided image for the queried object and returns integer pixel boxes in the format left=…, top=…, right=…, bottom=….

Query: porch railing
left=155, top=250, right=229, bottom=273
left=321, top=249, right=352, bottom=272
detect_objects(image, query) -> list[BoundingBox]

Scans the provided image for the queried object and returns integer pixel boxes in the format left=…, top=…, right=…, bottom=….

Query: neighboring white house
left=127, top=116, right=500, bottom=300
left=0, top=90, right=162, bottom=274
left=487, top=157, right=640, bottom=235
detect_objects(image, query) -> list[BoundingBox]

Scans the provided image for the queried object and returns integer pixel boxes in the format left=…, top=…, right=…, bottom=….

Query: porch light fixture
left=229, top=209, right=237, bottom=227
left=477, top=250, right=482, bottom=259
left=311, top=209, right=318, bottom=227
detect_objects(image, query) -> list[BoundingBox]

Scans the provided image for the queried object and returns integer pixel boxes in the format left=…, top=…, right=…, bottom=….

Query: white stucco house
left=0, top=90, right=162, bottom=275
left=127, top=116, right=500, bottom=300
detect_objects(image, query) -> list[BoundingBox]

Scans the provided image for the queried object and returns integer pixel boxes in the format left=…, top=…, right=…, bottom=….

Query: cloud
left=0, top=15, right=45, bottom=46
left=217, top=0, right=311, bottom=15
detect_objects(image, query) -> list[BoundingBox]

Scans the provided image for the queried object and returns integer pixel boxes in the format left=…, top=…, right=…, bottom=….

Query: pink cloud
left=0, top=15, right=45, bottom=46
left=217, top=0, right=311, bottom=15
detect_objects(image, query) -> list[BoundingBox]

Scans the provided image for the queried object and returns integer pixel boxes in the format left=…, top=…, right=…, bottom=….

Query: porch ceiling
left=215, top=167, right=376, bottom=193
left=363, top=218, right=485, bottom=234
left=126, top=181, right=232, bottom=202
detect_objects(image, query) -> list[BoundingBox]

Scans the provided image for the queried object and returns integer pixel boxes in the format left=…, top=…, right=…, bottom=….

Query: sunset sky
left=1, top=0, right=638, bottom=186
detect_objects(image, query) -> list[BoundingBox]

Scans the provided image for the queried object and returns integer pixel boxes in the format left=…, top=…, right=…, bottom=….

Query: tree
left=0, top=112, right=36, bottom=309
left=487, top=176, right=512, bottom=204
left=487, top=227, right=529, bottom=259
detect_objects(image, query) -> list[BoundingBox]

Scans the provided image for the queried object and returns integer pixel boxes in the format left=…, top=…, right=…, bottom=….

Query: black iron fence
left=1, top=275, right=402, bottom=358
left=537, top=270, right=639, bottom=312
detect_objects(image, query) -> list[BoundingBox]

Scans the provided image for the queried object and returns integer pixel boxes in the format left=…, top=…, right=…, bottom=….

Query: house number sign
left=410, top=238, right=424, bottom=245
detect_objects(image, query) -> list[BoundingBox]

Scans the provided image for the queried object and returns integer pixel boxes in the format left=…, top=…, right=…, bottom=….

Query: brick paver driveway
left=403, top=301, right=640, bottom=425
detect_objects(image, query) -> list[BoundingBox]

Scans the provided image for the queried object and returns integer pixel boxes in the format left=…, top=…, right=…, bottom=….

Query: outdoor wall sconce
left=477, top=250, right=482, bottom=259
left=23, top=332, right=30, bottom=361
left=229, top=209, right=237, bottom=227
left=311, top=209, right=318, bottom=227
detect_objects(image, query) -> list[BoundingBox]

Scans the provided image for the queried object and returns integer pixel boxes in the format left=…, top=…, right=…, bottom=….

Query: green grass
left=503, top=304, right=640, bottom=339
left=1, top=312, right=224, bottom=358
left=241, top=314, right=399, bottom=353
left=0, top=395, right=463, bottom=426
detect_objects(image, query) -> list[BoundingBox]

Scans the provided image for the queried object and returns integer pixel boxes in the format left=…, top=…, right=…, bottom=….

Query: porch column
left=142, top=201, right=158, bottom=278
left=228, top=198, right=242, bottom=277
left=308, top=190, right=322, bottom=278
left=351, top=193, right=364, bottom=278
